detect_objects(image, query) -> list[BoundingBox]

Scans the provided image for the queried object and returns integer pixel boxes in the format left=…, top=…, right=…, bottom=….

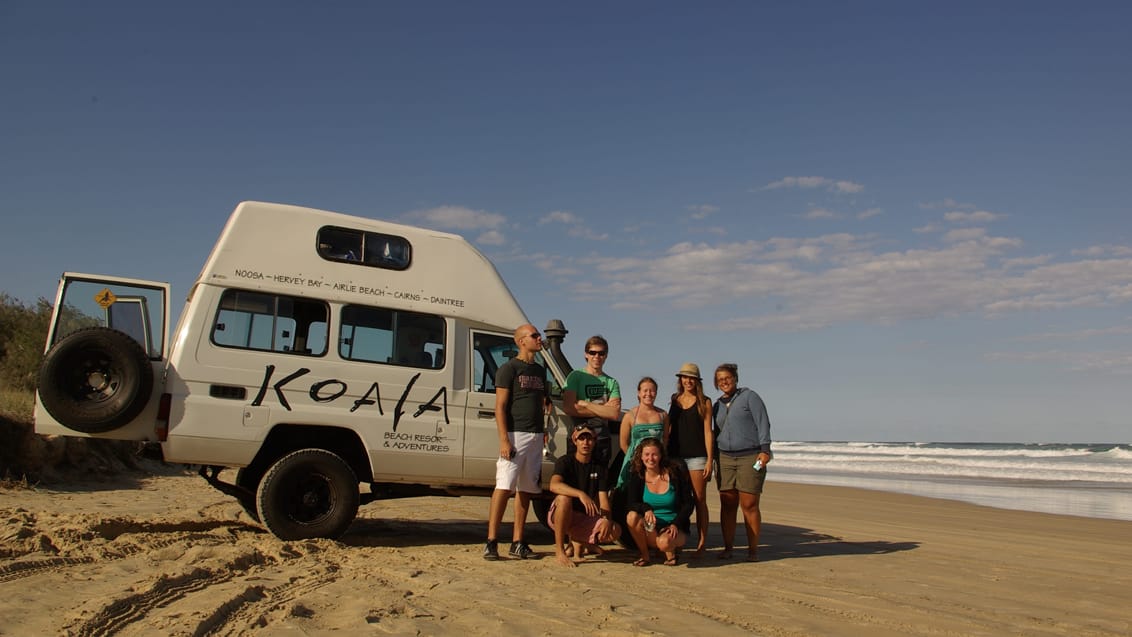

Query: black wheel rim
left=284, top=471, right=336, bottom=526
left=60, top=349, right=121, bottom=404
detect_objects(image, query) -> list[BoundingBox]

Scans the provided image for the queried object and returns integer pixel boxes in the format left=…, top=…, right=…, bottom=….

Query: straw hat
left=675, top=362, right=701, bottom=379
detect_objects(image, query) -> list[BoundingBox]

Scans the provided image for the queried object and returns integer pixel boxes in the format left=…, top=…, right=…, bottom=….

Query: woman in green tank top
left=615, top=377, right=669, bottom=489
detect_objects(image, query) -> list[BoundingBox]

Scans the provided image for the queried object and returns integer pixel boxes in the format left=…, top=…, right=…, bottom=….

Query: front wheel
left=256, top=449, right=359, bottom=540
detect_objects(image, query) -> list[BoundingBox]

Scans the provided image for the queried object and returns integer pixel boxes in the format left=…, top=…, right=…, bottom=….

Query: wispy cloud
left=687, top=204, right=718, bottom=220
left=857, top=207, right=883, bottom=220
left=476, top=230, right=506, bottom=245
left=536, top=209, right=608, bottom=241
left=566, top=226, right=1132, bottom=334
left=920, top=198, right=976, bottom=210
left=762, top=176, right=864, bottom=194
left=801, top=207, right=840, bottom=220
left=1002, top=255, right=1052, bottom=269
left=1013, top=324, right=1132, bottom=342
left=985, top=349, right=1132, bottom=374
left=1072, top=245, right=1132, bottom=258
left=404, top=205, right=506, bottom=231
left=942, top=227, right=987, bottom=242
left=539, top=210, right=580, bottom=225
left=944, top=210, right=1003, bottom=224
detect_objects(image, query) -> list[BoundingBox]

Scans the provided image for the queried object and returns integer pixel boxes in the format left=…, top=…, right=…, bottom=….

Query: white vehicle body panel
left=35, top=202, right=576, bottom=490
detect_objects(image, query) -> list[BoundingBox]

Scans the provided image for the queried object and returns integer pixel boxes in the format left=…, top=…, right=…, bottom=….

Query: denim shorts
left=682, top=456, right=708, bottom=471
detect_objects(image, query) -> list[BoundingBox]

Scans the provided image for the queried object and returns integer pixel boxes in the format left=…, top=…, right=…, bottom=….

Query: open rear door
left=34, top=272, right=170, bottom=441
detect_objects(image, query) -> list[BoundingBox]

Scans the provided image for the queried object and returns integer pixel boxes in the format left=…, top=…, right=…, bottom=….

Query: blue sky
left=3, top=2, right=1130, bottom=443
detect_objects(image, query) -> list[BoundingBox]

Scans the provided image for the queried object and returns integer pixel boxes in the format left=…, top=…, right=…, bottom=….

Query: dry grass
left=0, top=395, right=35, bottom=488
left=0, top=387, right=34, bottom=422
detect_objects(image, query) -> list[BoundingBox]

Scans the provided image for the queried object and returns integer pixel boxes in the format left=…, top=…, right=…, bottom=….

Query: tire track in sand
left=191, top=569, right=346, bottom=636
left=66, top=551, right=273, bottom=637
left=0, top=531, right=238, bottom=583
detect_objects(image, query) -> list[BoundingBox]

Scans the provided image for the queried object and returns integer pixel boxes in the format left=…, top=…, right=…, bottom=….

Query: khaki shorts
left=717, top=452, right=766, bottom=494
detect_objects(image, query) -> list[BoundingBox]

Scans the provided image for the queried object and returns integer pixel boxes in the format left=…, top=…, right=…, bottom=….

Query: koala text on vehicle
left=34, top=201, right=620, bottom=541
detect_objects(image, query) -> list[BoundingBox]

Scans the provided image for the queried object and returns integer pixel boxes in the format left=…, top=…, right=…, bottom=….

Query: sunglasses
left=586, top=350, right=607, bottom=357
left=525, top=332, right=542, bottom=340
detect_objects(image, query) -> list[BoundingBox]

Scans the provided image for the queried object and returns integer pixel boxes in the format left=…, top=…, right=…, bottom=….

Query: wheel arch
left=248, top=423, right=373, bottom=484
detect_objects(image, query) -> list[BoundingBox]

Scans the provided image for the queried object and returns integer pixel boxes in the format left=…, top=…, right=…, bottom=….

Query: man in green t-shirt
left=562, top=334, right=621, bottom=469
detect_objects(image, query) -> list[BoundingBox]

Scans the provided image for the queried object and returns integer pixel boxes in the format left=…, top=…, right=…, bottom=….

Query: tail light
left=155, top=393, right=171, bottom=441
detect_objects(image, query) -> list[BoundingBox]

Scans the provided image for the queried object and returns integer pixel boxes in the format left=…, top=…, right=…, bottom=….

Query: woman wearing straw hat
left=666, top=362, right=714, bottom=557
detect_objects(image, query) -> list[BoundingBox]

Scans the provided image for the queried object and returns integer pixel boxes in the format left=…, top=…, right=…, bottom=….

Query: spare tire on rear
left=37, top=327, right=154, bottom=434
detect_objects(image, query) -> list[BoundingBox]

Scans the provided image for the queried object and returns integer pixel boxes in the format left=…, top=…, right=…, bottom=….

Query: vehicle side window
left=212, top=289, right=328, bottom=355
left=317, top=226, right=411, bottom=270
left=471, top=332, right=550, bottom=393
left=339, top=305, right=445, bottom=368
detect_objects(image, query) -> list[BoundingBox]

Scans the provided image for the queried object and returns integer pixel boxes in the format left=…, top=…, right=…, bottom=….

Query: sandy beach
left=1, top=467, right=1129, bottom=636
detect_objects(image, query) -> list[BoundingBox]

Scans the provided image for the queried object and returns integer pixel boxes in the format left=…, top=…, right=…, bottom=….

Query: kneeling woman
left=624, top=437, right=695, bottom=566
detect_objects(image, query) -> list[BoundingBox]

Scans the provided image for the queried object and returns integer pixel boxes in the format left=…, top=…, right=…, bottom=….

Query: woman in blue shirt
left=712, top=363, right=772, bottom=561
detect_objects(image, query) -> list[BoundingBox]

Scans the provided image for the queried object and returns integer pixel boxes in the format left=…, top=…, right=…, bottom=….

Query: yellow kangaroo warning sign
left=94, top=288, right=117, bottom=308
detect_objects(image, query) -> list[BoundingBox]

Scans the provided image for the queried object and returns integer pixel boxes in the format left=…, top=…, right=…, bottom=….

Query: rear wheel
left=37, top=327, right=154, bottom=433
left=256, top=449, right=359, bottom=540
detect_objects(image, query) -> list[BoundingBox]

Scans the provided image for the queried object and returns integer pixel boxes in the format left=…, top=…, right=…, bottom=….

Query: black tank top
left=667, top=400, right=708, bottom=459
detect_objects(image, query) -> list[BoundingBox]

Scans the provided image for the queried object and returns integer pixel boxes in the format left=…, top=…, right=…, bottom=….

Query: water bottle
left=753, top=459, right=763, bottom=471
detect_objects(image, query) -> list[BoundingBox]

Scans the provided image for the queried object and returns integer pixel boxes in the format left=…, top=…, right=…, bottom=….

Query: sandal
left=718, top=548, right=733, bottom=560
left=663, top=555, right=678, bottom=566
left=632, top=558, right=650, bottom=567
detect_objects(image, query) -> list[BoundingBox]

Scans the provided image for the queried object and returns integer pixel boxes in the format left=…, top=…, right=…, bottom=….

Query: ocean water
left=769, top=442, right=1132, bottom=522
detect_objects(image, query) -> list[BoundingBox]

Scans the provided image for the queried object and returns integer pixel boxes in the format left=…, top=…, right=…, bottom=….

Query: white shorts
left=495, top=431, right=543, bottom=494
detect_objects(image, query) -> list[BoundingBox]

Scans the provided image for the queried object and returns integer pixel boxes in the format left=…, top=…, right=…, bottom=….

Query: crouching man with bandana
left=548, top=423, right=622, bottom=568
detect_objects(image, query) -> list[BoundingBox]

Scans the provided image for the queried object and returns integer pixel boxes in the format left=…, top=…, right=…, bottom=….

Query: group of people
left=483, top=323, right=772, bottom=568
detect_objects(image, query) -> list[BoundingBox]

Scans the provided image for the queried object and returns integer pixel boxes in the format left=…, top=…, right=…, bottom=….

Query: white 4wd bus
left=34, top=201, right=619, bottom=540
